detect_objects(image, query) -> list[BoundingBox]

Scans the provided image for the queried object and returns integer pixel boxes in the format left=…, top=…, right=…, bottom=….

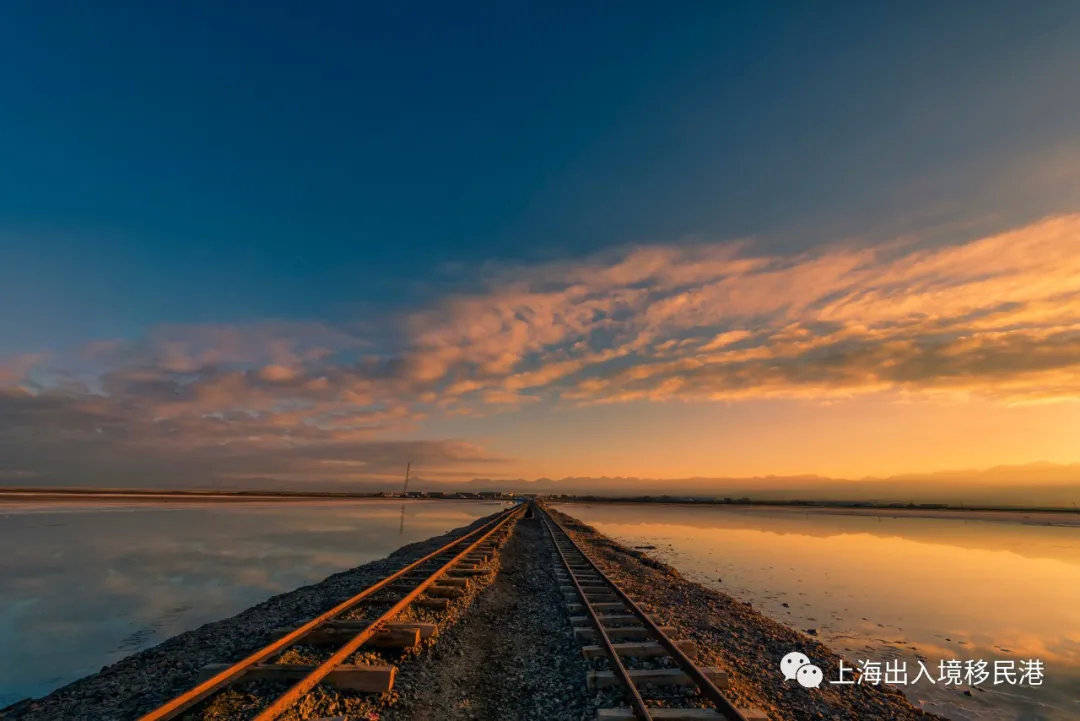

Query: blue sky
left=5, top=1, right=1078, bottom=348
left=2, top=2, right=1080, bottom=488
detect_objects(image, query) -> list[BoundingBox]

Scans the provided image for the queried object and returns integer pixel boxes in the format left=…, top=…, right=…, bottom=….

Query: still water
left=0, top=497, right=505, bottom=707
left=555, top=502, right=1080, bottom=721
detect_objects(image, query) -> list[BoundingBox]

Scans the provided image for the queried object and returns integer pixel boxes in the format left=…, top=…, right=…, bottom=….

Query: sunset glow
left=3, top=215, right=1080, bottom=490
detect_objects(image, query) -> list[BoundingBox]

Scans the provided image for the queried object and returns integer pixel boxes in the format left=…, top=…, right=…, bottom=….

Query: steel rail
left=140, top=504, right=520, bottom=721
left=540, top=504, right=749, bottom=721
left=542, top=511, right=652, bottom=720
left=250, top=503, right=523, bottom=720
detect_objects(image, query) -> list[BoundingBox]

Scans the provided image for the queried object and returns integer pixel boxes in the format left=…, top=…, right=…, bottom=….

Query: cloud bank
left=414, top=214, right=1080, bottom=406
left=3, top=215, right=1080, bottom=487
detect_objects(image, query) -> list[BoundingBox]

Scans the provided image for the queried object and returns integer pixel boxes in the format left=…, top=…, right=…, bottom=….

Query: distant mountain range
left=431, top=462, right=1080, bottom=508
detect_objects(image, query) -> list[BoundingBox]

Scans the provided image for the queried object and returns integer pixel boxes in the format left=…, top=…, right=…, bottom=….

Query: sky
left=2, top=2, right=1080, bottom=492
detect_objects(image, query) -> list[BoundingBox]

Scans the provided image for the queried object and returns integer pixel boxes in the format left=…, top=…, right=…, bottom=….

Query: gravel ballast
left=383, top=510, right=591, bottom=721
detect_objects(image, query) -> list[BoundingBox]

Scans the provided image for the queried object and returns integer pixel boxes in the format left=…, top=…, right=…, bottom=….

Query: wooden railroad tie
left=596, top=708, right=769, bottom=721
left=330, top=621, right=436, bottom=639
left=563, top=588, right=618, bottom=600
left=414, top=597, right=450, bottom=609
left=573, top=624, right=676, bottom=641
left=425, top=584, right=466, bottom=598
left=390, top=581, right=465, bottom=597
left=580, top=639, right=697, bottom=658
left=271, top=621, right=438, bottom=643
left=403, top=573, right=469, bottom=585
left=570, top=614, right=663, bottom=625
left=561, top=582, right=613, bottom=595
left=198, top=663, right=395, bottom=693
left=269, top=626, right=420, bottom=648
left=586, top=667, right=727, bottom=690
left=558, top=577, right=606, bottom=586
left=567, top=601, right=628, bottom=614
left=434, top=576, right=469, bottom=586
left=449, top=567, right=487, bottom=576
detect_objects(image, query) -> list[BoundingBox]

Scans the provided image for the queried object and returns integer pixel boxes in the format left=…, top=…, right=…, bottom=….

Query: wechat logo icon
left=781, top=651, right=823, bottom=688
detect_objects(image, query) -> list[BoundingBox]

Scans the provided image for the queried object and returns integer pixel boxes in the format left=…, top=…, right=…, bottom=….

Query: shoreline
left=555, top=498, right=1080, bottom=527
left=3, top=507, right=945, bottom=720
left=2, top=488, right=1077, bottom=520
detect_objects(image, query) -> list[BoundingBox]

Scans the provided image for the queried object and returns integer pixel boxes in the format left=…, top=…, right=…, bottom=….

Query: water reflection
left=0, top=498, right=504, bottom=707
left=556, top=503, right=1080, bottom=721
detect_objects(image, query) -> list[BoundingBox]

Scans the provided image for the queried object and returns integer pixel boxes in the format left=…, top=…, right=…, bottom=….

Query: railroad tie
left=197, top=663, right=396, bottom=693
left=269, top=626, right=421, bottom=649
left=596, top=709, right=770, bottom=721
left=425, top=584, right=466, bottom=598
left=314, top=620, right=437, bottom=640
left=586, top=667, right=728, bottom=690
left=434, top=576, right=469, bottom=586
left=563, top=587, right=618, bottom=600
left=573, top=624, right=676, bottom=641
left=580, top=639, right=697, bottom=658
left=414, top=596, right=450, bottom=609
left=569, top=613, right=663, bottom=625
left=567, top=601, right=629, bottom=614
left=558, top=577, right=607, bottom=586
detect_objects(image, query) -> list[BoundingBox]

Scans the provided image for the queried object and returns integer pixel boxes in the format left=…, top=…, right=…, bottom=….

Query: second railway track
left=539, top=504, right=767, bottom=721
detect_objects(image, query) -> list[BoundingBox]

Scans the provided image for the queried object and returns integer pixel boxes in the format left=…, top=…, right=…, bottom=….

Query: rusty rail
left=141, top=503, right=522, bottom=721
left=540, top=504, right=749, bottom=721
left=546, top=509, right=652, bottom=720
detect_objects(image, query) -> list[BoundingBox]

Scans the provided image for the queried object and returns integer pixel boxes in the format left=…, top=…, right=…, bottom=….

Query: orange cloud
left=410, top=214, right=1080, bottom=405
left=3, top=215, right=1079, bottom=486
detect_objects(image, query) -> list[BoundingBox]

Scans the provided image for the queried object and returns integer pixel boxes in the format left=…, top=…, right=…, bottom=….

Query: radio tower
left=401, top=460, right=412, bottom=496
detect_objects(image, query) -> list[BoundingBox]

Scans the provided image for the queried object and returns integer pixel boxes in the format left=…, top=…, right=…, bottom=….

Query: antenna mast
left=401, top=460, right=412, bottom=495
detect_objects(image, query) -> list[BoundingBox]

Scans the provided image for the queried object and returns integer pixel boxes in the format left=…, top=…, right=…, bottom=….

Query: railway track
left=539, top=505, right=767, bottom=721
left=139, top=503, right=523, bottom=721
